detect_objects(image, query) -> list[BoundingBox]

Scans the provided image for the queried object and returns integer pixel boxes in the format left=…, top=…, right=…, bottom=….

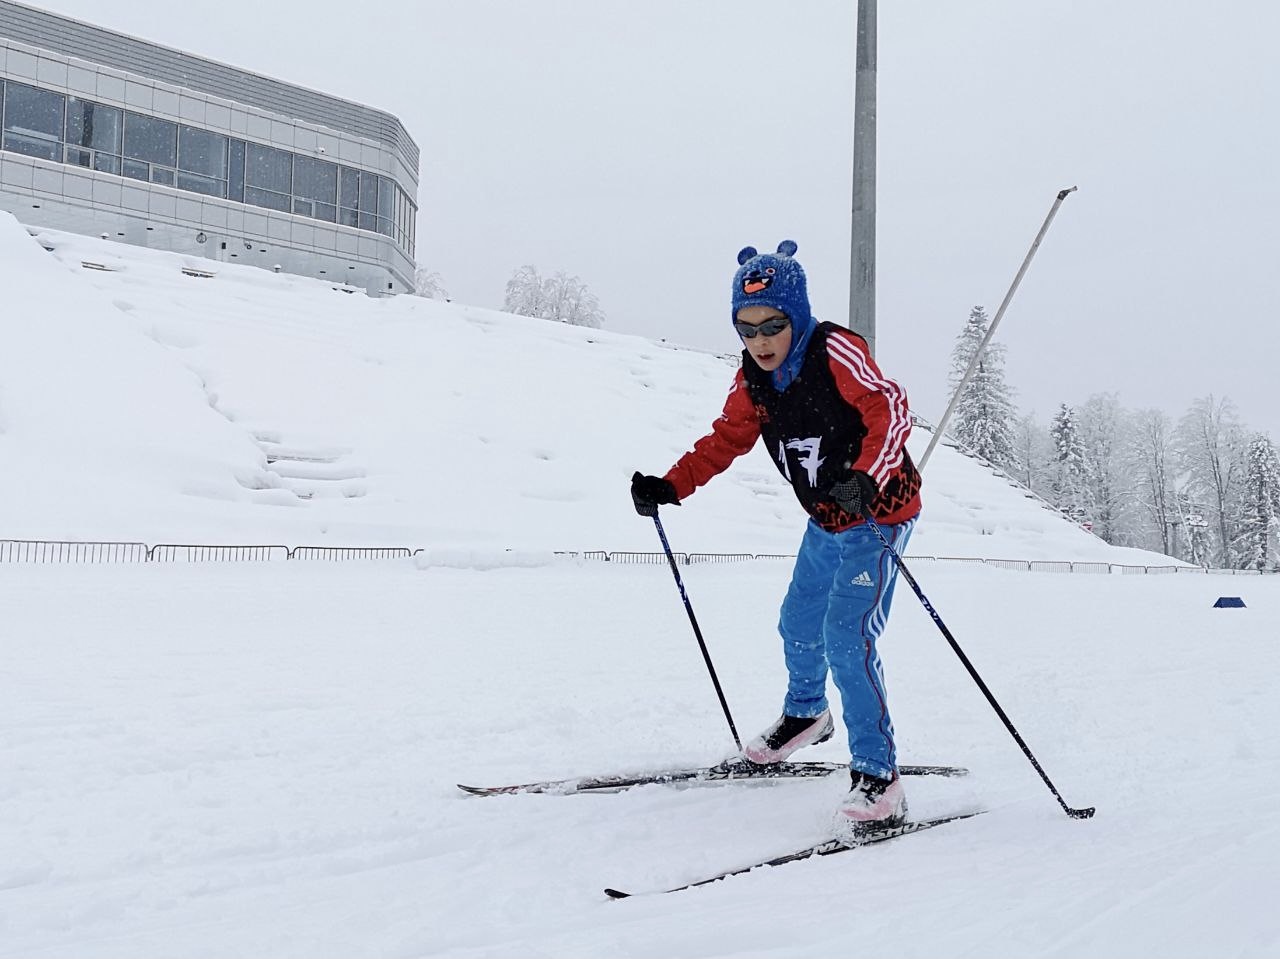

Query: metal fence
left=593, top=551, right=679, bottom=566
left=0, top=540, right=405, bottom=564
left=0, top=539, right=148, bottom=563
left=151, top=544, right=288, bottom=562
left=1066, top=562, right=1112, bottom=574
left=290, top=546, right=411, bottom=561
left=567, top=551, right=1276, bottom=576
left=0, top=538, right=1275, bottom=576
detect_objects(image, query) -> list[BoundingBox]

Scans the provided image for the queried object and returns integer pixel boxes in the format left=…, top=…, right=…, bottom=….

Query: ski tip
left=603, top=888, right=631, bottom=900
left=457, top=783, right=512, bottom=796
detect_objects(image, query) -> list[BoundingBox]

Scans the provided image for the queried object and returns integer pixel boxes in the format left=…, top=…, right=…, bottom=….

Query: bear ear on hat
left=776, top=240, right=798, bottom=257
left=737, top=246, right=758, bottom=266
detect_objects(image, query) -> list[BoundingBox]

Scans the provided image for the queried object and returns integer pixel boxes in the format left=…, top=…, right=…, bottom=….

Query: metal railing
left=688, top=552, right=755, bottom=564
left=0, top=539, right=148, bottom=563
left=0, top=540, right=404, bottom=563
left=1, top=538, right=1274, bottom=576
left=290, top=546, right=411, bottom=561
left=151, top=544, right=288, bottom=562
left=592, top=551, right=676, bottom=566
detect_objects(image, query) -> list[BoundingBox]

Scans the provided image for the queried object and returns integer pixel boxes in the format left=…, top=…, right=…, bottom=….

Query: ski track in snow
left=2, top=560, right=1278, bottom=958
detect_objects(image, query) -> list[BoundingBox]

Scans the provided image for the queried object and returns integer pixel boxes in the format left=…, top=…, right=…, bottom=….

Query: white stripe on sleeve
left=826, top=333, right=910, bottom=486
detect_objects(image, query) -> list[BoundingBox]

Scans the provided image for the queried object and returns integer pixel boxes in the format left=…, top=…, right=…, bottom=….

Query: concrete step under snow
left=259, top=446, right=353, bottom=465
left=268, top=474, right=367, bottom=499
left=265, top=460, right=366, bottom=481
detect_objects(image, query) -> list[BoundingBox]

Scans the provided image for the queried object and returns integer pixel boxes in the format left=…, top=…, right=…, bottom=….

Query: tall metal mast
left=849, top=0, right=877, bottom=355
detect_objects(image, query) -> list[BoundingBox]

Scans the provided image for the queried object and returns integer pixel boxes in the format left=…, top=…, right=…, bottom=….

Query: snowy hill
left=0, top=213, right=1165, bottom=565
left=5, top=212, right=1280, bottom=959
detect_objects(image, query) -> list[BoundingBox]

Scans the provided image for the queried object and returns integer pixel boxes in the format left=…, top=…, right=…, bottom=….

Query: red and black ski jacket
left=664, top=322, right=922, bottom=533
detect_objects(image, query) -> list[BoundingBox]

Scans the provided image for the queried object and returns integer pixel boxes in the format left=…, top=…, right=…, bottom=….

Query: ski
left=604, top=809, right=986, bottom=899
left=457, top=759, right=967, bottom=797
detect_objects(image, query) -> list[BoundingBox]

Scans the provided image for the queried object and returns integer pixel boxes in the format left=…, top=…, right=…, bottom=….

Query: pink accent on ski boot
left=833, top=771, right=907, bottom=843
left=742, top=709, right=834, bottom=764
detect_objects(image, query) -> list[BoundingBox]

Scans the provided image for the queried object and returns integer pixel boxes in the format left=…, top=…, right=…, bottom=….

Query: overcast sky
left=25, top=0, right=1280, bottom=441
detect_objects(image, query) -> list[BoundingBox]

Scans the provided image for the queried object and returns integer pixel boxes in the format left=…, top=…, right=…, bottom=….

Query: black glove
left=631, top=471, right=679, bottom=517
left=827, top=470, right=878, bottom=520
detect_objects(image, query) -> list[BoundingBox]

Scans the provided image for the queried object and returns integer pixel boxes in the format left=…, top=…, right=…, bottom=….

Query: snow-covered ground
left=3, top=560, right=1277, bottom=958
left=4, top=215, right=1275, bottom=958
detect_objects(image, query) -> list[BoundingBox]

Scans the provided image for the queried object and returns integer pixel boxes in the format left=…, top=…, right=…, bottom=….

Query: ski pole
left=650, top=512, right=743, bottom=751
left=920, top=186, right=1078, bottom=471
left=863, top=514, right=1095, bottom=819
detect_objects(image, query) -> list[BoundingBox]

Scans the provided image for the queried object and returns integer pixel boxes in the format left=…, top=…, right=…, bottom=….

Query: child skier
left=630, top=240, right=922, bottom=840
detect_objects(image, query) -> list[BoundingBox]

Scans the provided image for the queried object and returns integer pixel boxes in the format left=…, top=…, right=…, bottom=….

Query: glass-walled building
left=0, top=0, right=418, bottom=294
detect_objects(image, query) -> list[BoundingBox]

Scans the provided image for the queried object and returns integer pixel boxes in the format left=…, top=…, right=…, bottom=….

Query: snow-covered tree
left=1012, top=412, right=1053, bottom=493
left=1238, top=434, right=1280, bottom=570
left=1076, top=393, right=1136, bottom=545
left=1175, top=395, right=1246, bottom=567
left=1128, top=408, right=1179, bottom=557
left=503, top=265, right=548, bottom=319
left=945, top=306, right=1018, bottom=470
left=542, top=271, right=605, bottom=329
left=413, top=266, right=449, bottom=300
left=503, top=265, right=605, bottom=329
left=1049, top=403, right=1092, bottom=525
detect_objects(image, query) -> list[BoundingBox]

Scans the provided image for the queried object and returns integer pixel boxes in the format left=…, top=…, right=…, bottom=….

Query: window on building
left=293, top=155, right=337, bottom=221
left=228, top=139, right=246, bottom=203
left=393, top=188, right=404, bottom=248
left=244, top=143, right=292, bottom=212
left=357, top=171, right=378, bottom=231
left=398, top=188, right=418, bottom=257
left=65, top=98, right=122, bottom=174
left=375, top=175, right=395, bottom=237
left=2, top=81, right=64, bottom=161
left=177, top=125, right=228, bottom=197
left=338, top=166, right=360, bottom=228
left=122, top=112, right=177, bottom=182
left=0, top=75, right=413, bottom=254
left=89, top=153, right=120, bottom=175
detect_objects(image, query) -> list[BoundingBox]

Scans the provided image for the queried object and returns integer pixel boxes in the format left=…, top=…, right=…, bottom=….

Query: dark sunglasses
left=734, top=315, right=791, bottom=339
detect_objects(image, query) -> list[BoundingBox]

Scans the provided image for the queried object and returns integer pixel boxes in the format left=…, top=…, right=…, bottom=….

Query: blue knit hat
left=731, top=240, right=812, bottom=331
left=731, top=240, right=815, bottom=391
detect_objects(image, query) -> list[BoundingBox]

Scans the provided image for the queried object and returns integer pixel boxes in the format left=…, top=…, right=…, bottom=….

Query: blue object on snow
left=1213, top=596, right=1246, bottom=608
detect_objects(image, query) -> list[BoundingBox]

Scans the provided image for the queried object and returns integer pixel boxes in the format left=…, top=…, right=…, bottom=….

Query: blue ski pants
left=777, top=516, right=915, bottom=780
